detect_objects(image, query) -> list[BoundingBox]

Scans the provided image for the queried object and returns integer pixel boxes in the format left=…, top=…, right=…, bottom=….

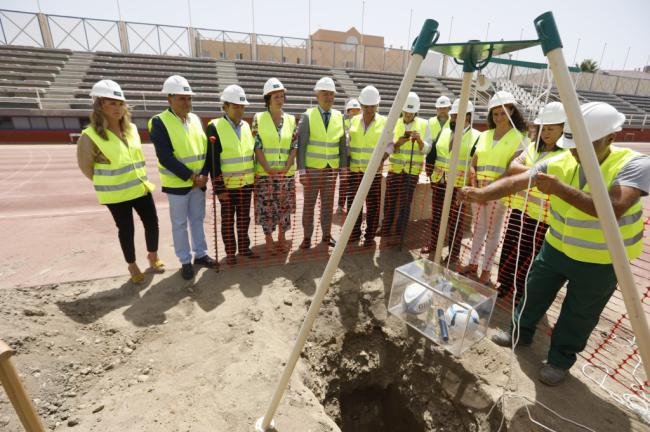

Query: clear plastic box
left=388, top=259, right=497, bottom=356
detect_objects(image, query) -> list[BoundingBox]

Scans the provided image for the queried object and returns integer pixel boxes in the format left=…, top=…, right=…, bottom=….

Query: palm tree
left=575, top=59, right=599, bottom=72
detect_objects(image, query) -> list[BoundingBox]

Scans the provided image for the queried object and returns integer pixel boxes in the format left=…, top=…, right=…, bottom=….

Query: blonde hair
left=90, top=97, right=133, bottom=140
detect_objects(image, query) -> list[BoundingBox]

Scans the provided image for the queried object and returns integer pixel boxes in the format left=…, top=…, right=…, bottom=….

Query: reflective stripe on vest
left=544, top=147, right=645, bottom=263
left=389, top=117, right=428, bottom=175
left=150, top=110, right=207, bottom=188
left=431, top=127, right=480, bottom=187
left=349, top=113, right=386, bottom=173
left=305, top=107, right=344, bottom=169
left=83, top=124, right=154, bottom=205
left=254, top=111, right=296, bottom=177
left=474, top=128, right=525, bottom=186
left=212, top=117, right=255, bottom=188
left=510, top=142, right=567, bottom=223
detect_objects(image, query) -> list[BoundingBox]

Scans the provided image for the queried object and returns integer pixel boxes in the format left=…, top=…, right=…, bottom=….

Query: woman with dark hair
left=460, top=91, right=527, bottom=285
left=496, top=102, right=567, bottom=302
left=252, top=77, right=297, bottom=255
left=77, top=80, right=163, bottom=283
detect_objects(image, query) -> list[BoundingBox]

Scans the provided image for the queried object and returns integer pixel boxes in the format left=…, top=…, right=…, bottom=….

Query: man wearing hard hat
left=459, top=102, right=650, bottom=386
left=422, top=98, right=480, bottom=265
left=337, top=98, right=362, bottom=214
left=429, top=95, right=452, bottom=142
left=347, top=86, right=386, bottom=247
left=205, top=84, right=259, bottom=265
left=296, top=76, right=348, bottom=249
left=381, top=92, right=432, bottom=243
left=425, top=95, right=452, bottom=179
left=149, top=75, right=215, bottom=280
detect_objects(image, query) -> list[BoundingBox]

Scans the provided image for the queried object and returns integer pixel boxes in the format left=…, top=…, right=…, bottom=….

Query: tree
left=575, top=59, right=599, bottom=72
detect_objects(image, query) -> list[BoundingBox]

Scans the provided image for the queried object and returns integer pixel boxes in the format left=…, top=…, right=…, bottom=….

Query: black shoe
left=226, top=255, right=237, bottom=265
left=491, top=330, right=532, bottom=348
left=362, top=238, right=376, bottom=248
left=194, top=255, right=217, bottom=268
left=240, top=249, right=260, bottom=259
left=322, top=237, right=336, bottom=247
left=300, top=238, right=311, bottom=249
left=181, top=263, right=194, bottom=280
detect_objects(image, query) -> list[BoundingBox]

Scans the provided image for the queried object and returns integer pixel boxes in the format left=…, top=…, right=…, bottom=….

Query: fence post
left=37, top=13, right=53, bottom=48
left=118, top=21, right=130, bottom=54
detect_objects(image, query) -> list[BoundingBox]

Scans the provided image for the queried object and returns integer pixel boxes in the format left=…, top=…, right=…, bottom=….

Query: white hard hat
left=345, top=98, right=361, bottom=111
left=488, top=90, right=516, bottom=110
left=534, top=101, right=566, bottom=125
left=403, top=92, right=420, bottom=113
left=162, top=75, right=195, bottom=95
left=435, top=95, right=451, bottom=108
left=450, top=98, right=474, bottom=115
left=559, top=102, right=625, bottom=149
left=263, top=77, right=285, bottom=96
left=314, top=76, right=337, bottom=93
left=358, top=85, right=381, bottom=106
left=90, top=79, right=125, bottom=101
left=220, top=84, right=249, bottom=105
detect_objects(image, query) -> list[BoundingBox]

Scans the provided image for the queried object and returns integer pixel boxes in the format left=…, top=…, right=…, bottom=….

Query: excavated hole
left=303, top=283, right=503, bottom=432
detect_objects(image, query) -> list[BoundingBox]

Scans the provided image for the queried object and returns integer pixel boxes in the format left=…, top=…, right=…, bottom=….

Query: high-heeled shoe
left=148, top=259, right=166, bottom=273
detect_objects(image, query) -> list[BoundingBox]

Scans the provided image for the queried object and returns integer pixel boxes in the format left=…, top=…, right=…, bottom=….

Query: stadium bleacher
left=1, top=44, right=649, bottom=137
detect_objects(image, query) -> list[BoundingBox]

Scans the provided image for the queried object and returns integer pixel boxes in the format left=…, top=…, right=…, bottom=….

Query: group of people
left=77, top=73, right=650, bottom=386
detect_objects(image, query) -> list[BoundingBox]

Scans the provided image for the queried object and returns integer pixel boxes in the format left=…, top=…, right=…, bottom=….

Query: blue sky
left=3, top=0, right=649, bottom=70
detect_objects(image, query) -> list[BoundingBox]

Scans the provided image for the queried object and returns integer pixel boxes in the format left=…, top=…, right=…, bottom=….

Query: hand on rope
left=533, top=172, right=561, bottom=195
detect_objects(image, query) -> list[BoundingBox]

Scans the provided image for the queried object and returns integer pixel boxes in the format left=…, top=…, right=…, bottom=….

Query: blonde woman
left=77, top=80, right=164, bottom=283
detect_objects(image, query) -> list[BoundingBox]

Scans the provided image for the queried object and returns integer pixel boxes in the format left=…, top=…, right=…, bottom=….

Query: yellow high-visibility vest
left=82, top=124, right=154, bottom=204
left=211, top=117, right=255, bottom=189
left=428, top=116, right=450, bottom=142
left=254, top=111, right=296, bottom=177
left=431, top=127, right=480, bottom=187
left=348, top=114, right=386, bottom=173
left=304, top=107, right=344, bottom=169
left=149, top=110, right=206, bottom=188
left=389, top=117, right=428, bottom=175
left=510, top=142, right=566, bottom=223
left=545, top=147, right=644, bottom=264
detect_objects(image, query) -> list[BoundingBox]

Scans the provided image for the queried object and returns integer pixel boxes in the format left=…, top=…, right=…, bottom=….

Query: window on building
left=63, top=117, right=80, bottom=130
left=296, top=58, right=301, bottom=64
left=0, top=116, right=13, bottom=129
left=219, top=52, right=225, bottom=59
left=30, top=117, right=48, bottom=129
left=345, top=60, right=354, bottom=68
left=47, top=117, right=64, bottom=130
left=236, top=53, right=243, bottom=60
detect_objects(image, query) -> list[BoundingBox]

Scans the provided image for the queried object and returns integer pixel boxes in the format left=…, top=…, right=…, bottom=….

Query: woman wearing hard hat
left=206, top=84, right=259, bottom=265
left=381, top=91, right=432, bottom=244
left=496, top=102, right=567, bottom=302
left=422, top=98, right=480, bottom=265
left=252, top=78, right=297, bottom=255
left=337, top=98, right=362, bottom=214
left=461, top=90, right=527, bottom=285
left=77, top=80, right=164, bottom=283
left=347, top=86, right=386, bottom=247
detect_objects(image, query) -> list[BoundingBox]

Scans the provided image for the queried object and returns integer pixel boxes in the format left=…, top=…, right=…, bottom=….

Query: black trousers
left=220, top=185, right=253, bottom=256
left=428, top=182, right=465, bottom=260
left=347, top=172, right=382, bottom=241
left=106, top=193, right=159, bottom=264
left=497, top=208, right=549, bottom=302
left=381, top=172, right=418, bottom=237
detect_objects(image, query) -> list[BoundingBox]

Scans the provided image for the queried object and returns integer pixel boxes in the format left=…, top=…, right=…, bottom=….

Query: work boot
left=194, top=255, right=217, bottom=268
left=538, top=363, right=568, bottom=386
left=490, top=330, right=531, bottom=348
left=181, top=263, right=194, bottom=280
